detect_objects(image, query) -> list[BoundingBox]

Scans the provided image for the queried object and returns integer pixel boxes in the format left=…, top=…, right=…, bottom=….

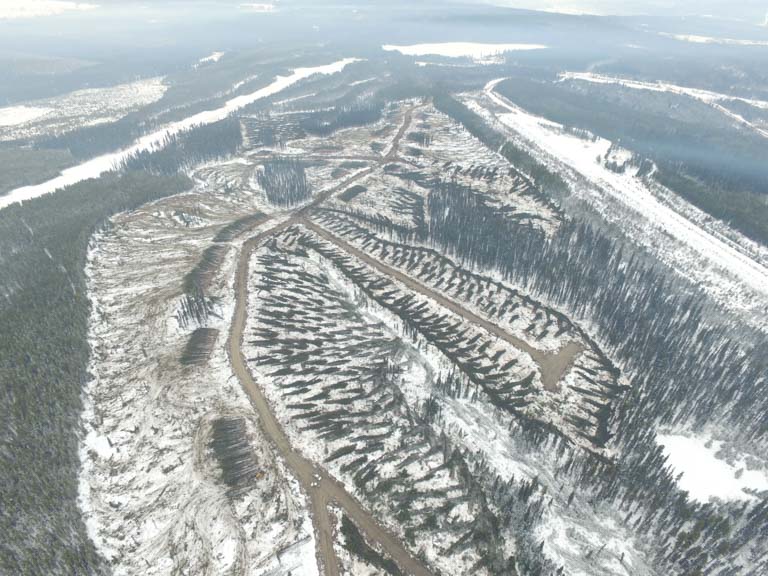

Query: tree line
left=0, top=171, right=192, bottom=574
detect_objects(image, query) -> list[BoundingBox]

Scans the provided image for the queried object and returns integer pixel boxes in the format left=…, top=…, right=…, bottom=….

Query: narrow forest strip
left=300, top=217, right=584, bottom=391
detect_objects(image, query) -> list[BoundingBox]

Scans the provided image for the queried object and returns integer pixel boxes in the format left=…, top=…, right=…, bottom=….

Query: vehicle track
left=300, top=218, right=585, bottom=392
left=227, top=100, right=586, bottom=574
left=228, top=105, right=434, bottom=576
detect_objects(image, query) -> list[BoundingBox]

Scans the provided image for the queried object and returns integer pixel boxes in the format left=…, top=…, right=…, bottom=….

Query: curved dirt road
left=227, top=105, right=434, bottom=576
left=301, top=218, right=584, bottom=392
left=225, top=100, right=586, bottom=574
left=228, top=220, right=434, bottom=576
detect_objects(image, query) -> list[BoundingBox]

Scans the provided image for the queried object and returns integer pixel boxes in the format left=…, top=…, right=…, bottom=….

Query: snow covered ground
left=0, top=58, right=359, bottom=212
left=382, top=42, right=547, bottom=64
left=0, top=105, right=54, bottom=127
left=353, top=257, right=650, bottom=574
left=466, top=80, right=768, bottom=330
left=331, top=507, right=390, bottom=576
left=304, top=215, right=653, bottom=576
left=658, top=434, right=768, bottom=503
left=198, top=51, right=226, bottom=65
left=79, top=158, right=319, bottom=575
left=396, top=104, right=562, bottom=235
left=77, top=86, right=661, bottom=575
left=0, top=77, right=167, bottom=142
left=244, top=229, right=503, bottom=575
left=660, top=33, right=768, bottom=47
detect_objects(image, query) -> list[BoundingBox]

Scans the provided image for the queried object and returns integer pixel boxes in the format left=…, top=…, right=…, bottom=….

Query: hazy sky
left=0, top=1, right=99, bottom=19
left=2, top=0, right=768, bottom=26
left=480, top=0, right=768, bottom=22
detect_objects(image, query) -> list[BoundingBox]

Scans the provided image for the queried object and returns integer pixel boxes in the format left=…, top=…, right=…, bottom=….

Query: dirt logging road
left=226, top=102, right=583, bottom=575
left=228, top=105, right=433, bottom=576
left=299, top=219, right=584, bottom=392
left=228, top=220, right=433, bottom=576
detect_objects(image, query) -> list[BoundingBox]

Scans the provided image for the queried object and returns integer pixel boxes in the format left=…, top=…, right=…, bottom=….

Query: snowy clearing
left=658, top=434, right=768, bottom=502
left=0, top=58, right=359, bottom=211
left=0, top=77, right=168, bottom=142
left=198, top=51, right=225, bottom=65
left=382, top=42, right=547, bottom=64
left=0, top=105, right=53, bottom=126
left=244, top=229, right=505, bottom=575
left=78, top=87, right=657, bottom=575
left=80, top=159, right=319, bottom=575
left=660, top=33, right=768, bottom=47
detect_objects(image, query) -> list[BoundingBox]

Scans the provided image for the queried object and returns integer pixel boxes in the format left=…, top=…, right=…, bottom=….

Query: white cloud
left=0, top=1, right=99, bottom=19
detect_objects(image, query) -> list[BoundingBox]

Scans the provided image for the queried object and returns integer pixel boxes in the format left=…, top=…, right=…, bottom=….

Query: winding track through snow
left=482, top=78, right=768, bottom=302
left=301, top=219, right=584, bottom=393
left=560, top=71, right=768, bottom=138
left=227, top=102, right=586, bottom=573
left=0, top=58, right=359, bottom=211
left=228, top=104, right=435, bottom=576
